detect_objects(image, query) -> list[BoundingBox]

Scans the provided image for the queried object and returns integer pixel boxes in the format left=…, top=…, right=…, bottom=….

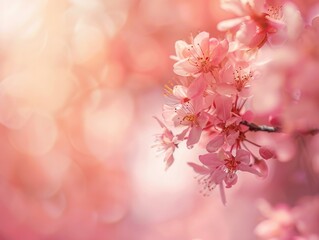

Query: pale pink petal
left=236, top=149, right=251, bottom=163
left=211, top=39, right=229, bottom=65
left=174, top=40, right=190, bottom=59
left=188, top=75, right=206, bottom=99
left=176, top=127, right=190, bottom=141
left=192, top=96, right=205, bottom=113
left=162, top=128, right=174, bottom=143
left=238, top=87, right=252, bottom=98
left=216, top=83, right=237, bottom=96
left=215, top=95, right=232, bottom=121
left=197, top=112, right=210, bottom=128
left=282, top=2, right=303, bottom=40
left=199, top=153, right=222, bottom=167
left=164, top=148, right=175, bottom=170
left=220, top=0, right=246, bottom=16
left=187, top=162, right=210, bottom=174
left=193, top=31, right=209, bottom=49
left=254, top=220, right=282, bottom=239
left=211, top=168, right=227, bottom=184
left=251, top=0, right=266, bottom=14
left=187, top=125, right=202, bottom=148
left=266, top=17, right=286, bottom=32
left=217, top=17, right=247, bottom=31
left=170, top=55, right=180, bottom=61
left=153, top=116, right=166, bottom=129
left=254, top=160, right=268, bottom=178
left=225, top=116, right=240, bottom=127
left=267, top=29, right=287, bottom=45
left=312, top=16, right=319, bottom=30
left=172, top=85, right=188, bottom=99
left=203, top=94, right=214, bottom=109
left=226, top=131, right=239, bottom=145
left=173, top=59, right=198, bottom=76
left=248, top=31, right=267, bottom=48
left=236, top=20, right=260, bottom=46
left=238, top=164, right=263, bottom=176
left=162, top=104, right=176, bottom=125
left=219, top=64, right=235, bottom=84
left=209, top=38, right=219, bottom=48
left=225, top=173, right=238, bottom=187
left=259, top=146, right=275, bottom=160
left=206, top=135, right=224, bottom=152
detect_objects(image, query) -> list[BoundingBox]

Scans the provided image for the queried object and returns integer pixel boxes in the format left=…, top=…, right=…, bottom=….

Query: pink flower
left=163, top=96, right=211, bottom=148
left=255, top=200, right=296, bottom=239
left=172, top=32, right=229, bottom=76
left=188, top=149, right=262, bottom=204
left=218, top=0, right=287, bottom=47
left=217, top=64, right=253, bottom=97
left=153, top=117, right=179, bottom=170
left=206, top=95, right=243, bottom=152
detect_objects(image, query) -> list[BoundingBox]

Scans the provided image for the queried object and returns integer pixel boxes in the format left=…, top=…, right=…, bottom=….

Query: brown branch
left=240, top=121, right=319, bottom=135
left=240, top=121, right=281, bottom=133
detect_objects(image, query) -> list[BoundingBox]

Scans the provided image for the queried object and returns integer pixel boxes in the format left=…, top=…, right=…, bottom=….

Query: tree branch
left=240, top=121, right=281, bottom=133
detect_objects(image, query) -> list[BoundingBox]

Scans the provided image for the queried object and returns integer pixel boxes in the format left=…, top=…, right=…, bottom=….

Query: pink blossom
left=153, top=117, right=179, bottom=170
left=188, top=149, right=262, bottom=203
left=172, top=32, right=229, bottom=77
left=163, top=96, right=211, bottom=148
left=251, top=19, right=319, bottom=134
left=255, top=200, right=296, bottom=239
left=206, top=95, right=243, bottom=152
left=218, top=0, right=288, bottom=47
left=217, top=64, right=253, bottom=97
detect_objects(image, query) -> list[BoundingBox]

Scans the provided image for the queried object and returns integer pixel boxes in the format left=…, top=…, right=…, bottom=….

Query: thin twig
left=240, top=121, right=280, bottom=133
left=241, top=121, right=319, bottom=135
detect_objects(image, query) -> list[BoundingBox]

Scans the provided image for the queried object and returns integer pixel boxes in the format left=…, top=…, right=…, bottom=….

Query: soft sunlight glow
left=1, top=0, right=319, bottom=239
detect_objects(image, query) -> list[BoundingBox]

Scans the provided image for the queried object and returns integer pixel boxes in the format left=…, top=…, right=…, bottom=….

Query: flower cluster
left=154, top=0, right=319, bottom=204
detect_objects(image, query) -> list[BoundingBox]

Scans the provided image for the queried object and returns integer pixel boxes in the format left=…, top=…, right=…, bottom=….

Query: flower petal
left=236, top=149, right=251, bottom=164
left=197, top=112, right=210, bottom=128
left=215, top=95, right=232, bottom=121
left=173, top=85, right=188, bottom=99
left=188, top=75, right=206, bottom=99
left=199, top=153, right=222, bottom=167
left=238, top=164, right=263, bottom=176
left=153, top=116, right=166, bottom=129
left=173, top=59, right=198, bottom=76
left=206, top=135, right=224, bottom=152
left=187, top=162, right=210, bottom=175
left=193, top=31, right=209, bottom=49
left=187, top=125, right=202, bottom=148
left=217, top=17, right=247, bottom=31
left=225, top=172, right=238, bottom=187
left=164, top=148, right=175, bottom=170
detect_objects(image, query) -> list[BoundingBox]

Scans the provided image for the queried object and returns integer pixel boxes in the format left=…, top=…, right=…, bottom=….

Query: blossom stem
left=244, top=138, right=261, bottom=147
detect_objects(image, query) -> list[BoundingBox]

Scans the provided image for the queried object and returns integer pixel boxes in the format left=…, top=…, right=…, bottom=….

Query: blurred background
left=0, top=0, right=317, bottom=240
